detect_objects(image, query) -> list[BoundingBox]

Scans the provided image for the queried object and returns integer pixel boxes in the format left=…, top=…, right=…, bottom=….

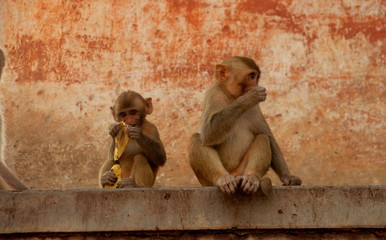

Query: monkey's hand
left=100, top=171, right=118, bottom=187
left=236, top=175, right=260, bottom=194
left=245, top=86, right=267, bottom=103
left=215, top=174, right=238, bottom=194
left=109, top=123, right=121, bottom=138
left=281, top=175, right=302, bottom=186
left=127, top=126, right=143, bottom=140
left=116, top=177, right=137, bottom=188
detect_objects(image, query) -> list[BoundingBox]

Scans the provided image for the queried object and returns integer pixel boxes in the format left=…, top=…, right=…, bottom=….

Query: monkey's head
left=215, top=56, right=261, bottom=98
left=110, top=90, right=153, bottom=127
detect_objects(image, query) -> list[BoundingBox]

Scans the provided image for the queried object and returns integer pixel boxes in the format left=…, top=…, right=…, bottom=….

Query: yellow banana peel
left=104, top=121, right=130, bottom=189
left=113, top=121, right=130, bottom=161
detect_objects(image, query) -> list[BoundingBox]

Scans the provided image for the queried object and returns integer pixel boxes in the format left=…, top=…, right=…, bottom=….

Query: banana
left=113, top=121, right=130, bottom=161
left=104, top=161, right=122, bottom=189
left=104, top=121, right=130, bottom=189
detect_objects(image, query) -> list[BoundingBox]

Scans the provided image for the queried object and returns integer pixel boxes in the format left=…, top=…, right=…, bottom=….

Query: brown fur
left=99, top=90, right=166, bottom=188
left=189, top=57, right=301, bottom=194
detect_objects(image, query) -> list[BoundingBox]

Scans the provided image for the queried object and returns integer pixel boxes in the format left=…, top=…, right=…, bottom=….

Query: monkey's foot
left=259, top=177, right=272, bottom=196
left=117, top=177, right=137, bottom=188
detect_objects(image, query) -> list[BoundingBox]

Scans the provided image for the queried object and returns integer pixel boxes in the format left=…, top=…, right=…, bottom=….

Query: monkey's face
left=241, top=70, right=260, bottom=94
left=117, top=108, right=143, bottom=127
left=111, top=91, right=152, bottom=127
left=227, top=68, right=260, bottom=98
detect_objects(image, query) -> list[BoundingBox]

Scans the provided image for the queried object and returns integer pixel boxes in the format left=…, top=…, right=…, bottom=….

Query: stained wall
left=0, top=0, right=384, bottom=189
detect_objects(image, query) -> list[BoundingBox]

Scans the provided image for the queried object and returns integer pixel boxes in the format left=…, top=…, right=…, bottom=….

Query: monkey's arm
left=255, top=107, right=302, bottom=185
left=98, top=139, right=116, bottom=188
left=269, top=136, right=301, bottom=185
left=99, top=159, right=116, bottom=188
left=133, top=125, right=166, bottom=167
left=137, top=136, right=166, bottom=166
left=201, top=88, right=263, bottom=146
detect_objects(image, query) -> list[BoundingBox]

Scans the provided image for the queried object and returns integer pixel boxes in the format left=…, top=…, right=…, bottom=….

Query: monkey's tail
left=0, top=162, right=29, bottom=190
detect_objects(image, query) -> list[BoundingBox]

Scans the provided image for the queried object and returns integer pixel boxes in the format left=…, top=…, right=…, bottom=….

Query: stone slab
left=0, top=186, right=385, bottom=234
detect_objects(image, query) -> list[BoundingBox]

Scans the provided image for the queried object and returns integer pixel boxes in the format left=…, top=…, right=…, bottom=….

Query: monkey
left=188, top=56, right=301, bottom=195
left=0, top=49, right=29, bottom=191
left=99, top=90, right=166, bottom=188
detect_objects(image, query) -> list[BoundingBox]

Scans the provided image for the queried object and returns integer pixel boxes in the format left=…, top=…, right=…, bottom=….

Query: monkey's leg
left=243, top=134, right=272, bottom=179
left=188, top=133, right=229, bottom=186
left=239, top=134, right=272, bottom=195
left=131, top=154, right=157, bottom=187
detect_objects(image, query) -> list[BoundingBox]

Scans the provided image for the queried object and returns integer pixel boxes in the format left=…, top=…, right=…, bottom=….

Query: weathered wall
left=0, top=0, right=384, bottom=190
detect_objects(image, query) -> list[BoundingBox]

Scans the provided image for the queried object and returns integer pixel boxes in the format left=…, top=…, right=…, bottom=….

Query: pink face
left=117, top=108, right=142, bottom=126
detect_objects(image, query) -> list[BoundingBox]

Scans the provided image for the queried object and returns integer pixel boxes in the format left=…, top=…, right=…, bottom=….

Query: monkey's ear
left=110, top=106, right=118, bottom=121
left=145, top=98, right=153, bottom=115
left=215, top=64, right=230, bottom=81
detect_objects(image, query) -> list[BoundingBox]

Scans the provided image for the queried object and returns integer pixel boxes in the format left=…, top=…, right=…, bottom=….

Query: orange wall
left=0, top=0, right=384, bottom=189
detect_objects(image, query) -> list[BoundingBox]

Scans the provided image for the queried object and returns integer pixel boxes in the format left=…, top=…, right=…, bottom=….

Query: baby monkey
left=99, top=90, right=166, bottom=188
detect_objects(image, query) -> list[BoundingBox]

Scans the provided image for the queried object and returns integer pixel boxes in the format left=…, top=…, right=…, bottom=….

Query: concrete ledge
left=0, top=186, right=385, bottom=234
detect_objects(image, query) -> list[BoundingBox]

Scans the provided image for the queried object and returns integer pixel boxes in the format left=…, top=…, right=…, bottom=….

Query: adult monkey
left=189, top=56, right=301, bottom=195
left=99, top=90, right=166, bottom=188
left=0, top=49, right=29, bottom=190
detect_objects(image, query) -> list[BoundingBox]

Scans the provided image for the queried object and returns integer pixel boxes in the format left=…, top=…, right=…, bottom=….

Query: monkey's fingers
left=109, top=129, right=118, bottom=137
left=109, top=175, right=118, bottom=182
left=245, top=183, right=259, bottom=195
left=109, top=124, right=121, bottom=136
left=103, top=176, right=117, bottom=186
left=218, top=183, right=227, bottom=193
left=232, top=178, right=239, bottom=193
left=240, top=176, right=252, bottom=188
left=240, top=177, right=247, bottom=189
left=128, top=126, right=141, bottom=132
left=288, top=176, right=302, bottom=186
left=229, top=176, right=239, bottom=193
left=101, top=178, right=116, bottom=187
left=281, top=176, right=291, bottom=186
left=258, top=86, right=266, bottom=91
left=258, top=93, right=267, bottom=102
left=252, top=184, right=259, bottom=194
left=229, top=181, right=238, bottom=194
left=242, top=180, right=253, bottom=194
left=223, top=182, right=235, bottom=194
left=235, top=176, right=242, bottom=185
left=220, top=179, right=235, bottom=194
left=128, top=133, right=141, bottom=139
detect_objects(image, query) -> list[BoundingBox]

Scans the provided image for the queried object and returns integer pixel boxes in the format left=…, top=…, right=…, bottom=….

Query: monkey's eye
left=248, top=73, right=256, bottom=80
left=129, top=110, right=138, bottom=115
left=119, top=112, right=127, bottom=118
